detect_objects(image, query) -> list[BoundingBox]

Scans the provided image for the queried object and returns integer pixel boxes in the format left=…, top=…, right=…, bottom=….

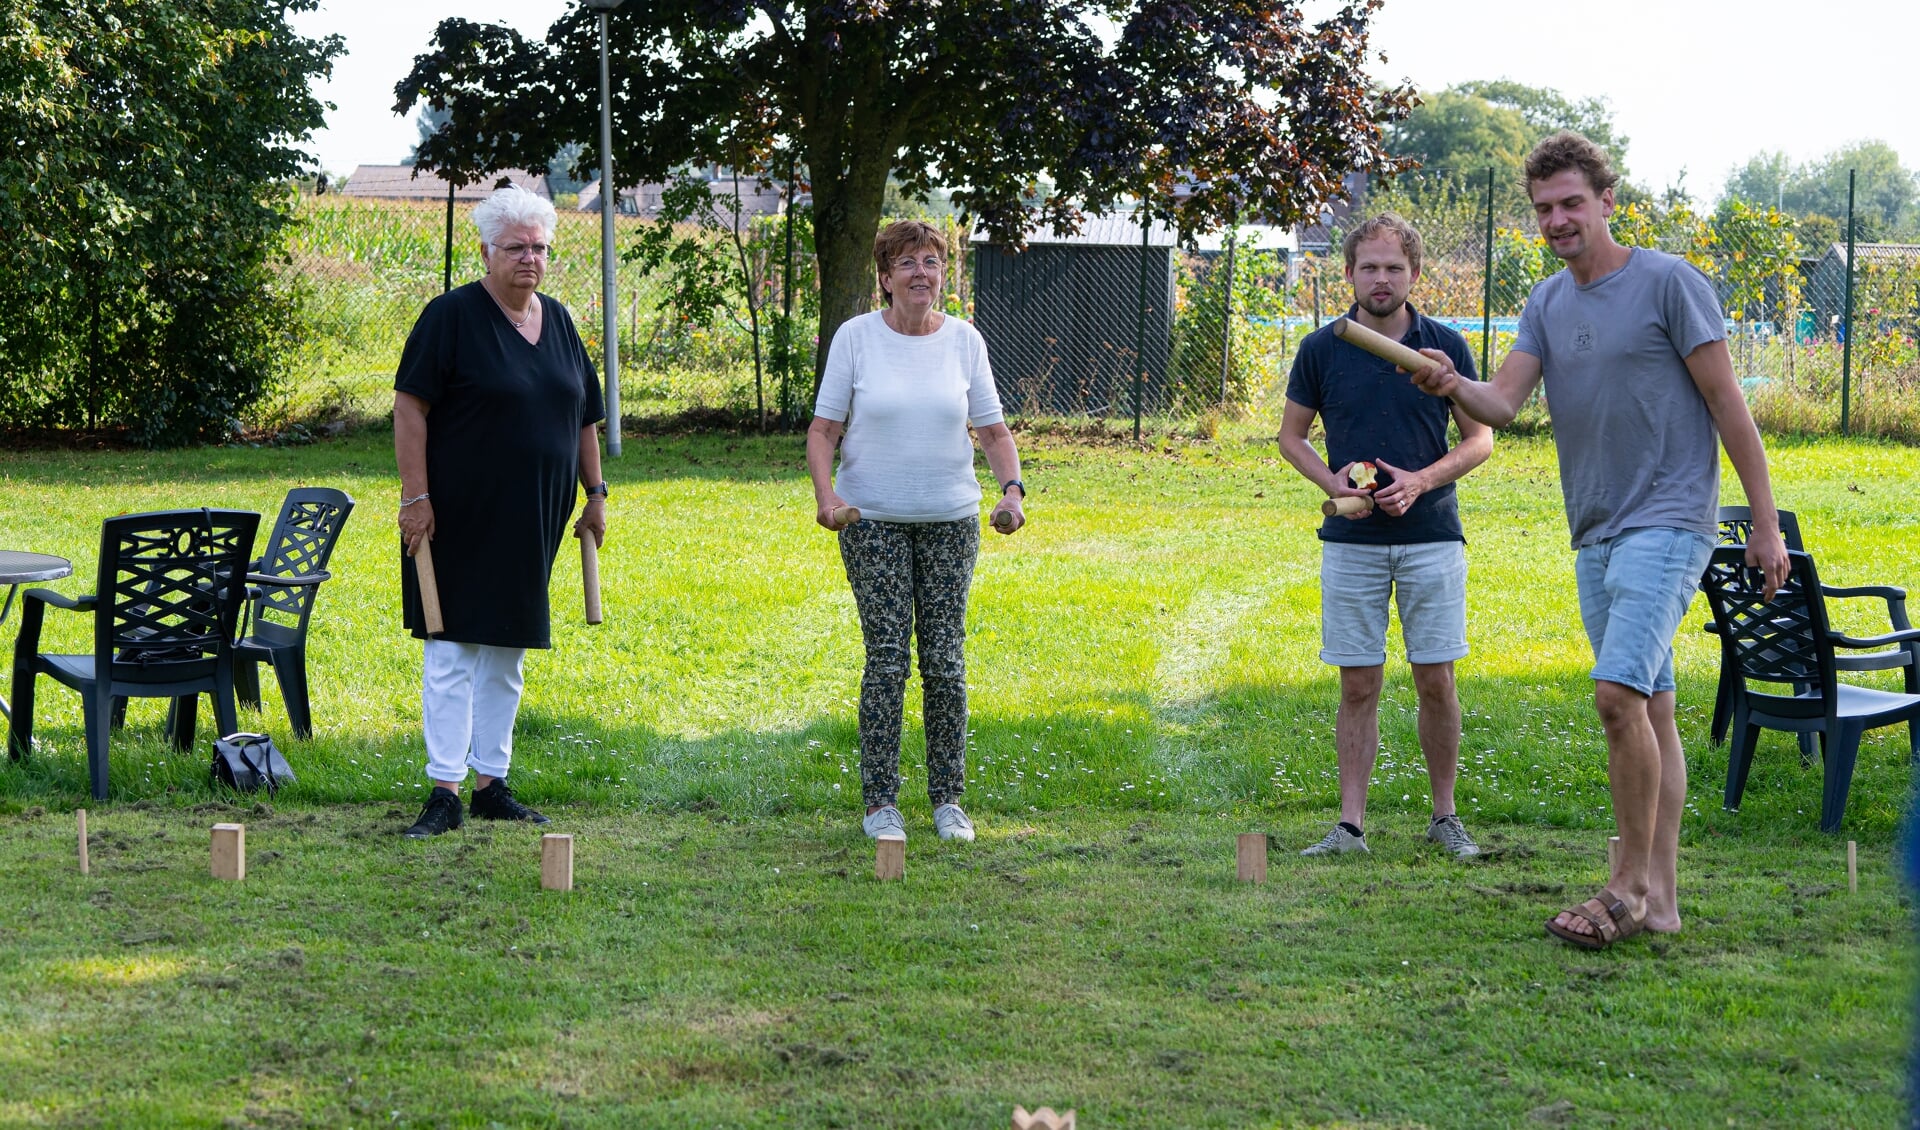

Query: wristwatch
left=1000, top=479, right=1025, bottom=498
left=585, top=482, right=610, bottom=499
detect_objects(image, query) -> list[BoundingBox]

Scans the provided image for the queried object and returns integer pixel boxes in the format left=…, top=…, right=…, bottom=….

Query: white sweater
left=813, top=311, right=1005, bottom=523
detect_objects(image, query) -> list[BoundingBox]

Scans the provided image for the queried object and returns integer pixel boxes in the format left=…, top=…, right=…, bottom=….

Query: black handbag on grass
left=212, top=732, right=295, bottom=794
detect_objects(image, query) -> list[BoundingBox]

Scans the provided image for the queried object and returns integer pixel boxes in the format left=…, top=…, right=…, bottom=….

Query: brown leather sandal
left=1545, top=888, right=1645, bottom=950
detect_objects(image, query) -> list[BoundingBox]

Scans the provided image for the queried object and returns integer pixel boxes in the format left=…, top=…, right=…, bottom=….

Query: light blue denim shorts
left=1573, top=526, right=1715, bottom=696
left=1320, top=540, right=1469, bottom=667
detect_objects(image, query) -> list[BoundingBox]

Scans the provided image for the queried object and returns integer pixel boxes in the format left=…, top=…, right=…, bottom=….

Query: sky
left=291, top=0, right=1917, bottom=204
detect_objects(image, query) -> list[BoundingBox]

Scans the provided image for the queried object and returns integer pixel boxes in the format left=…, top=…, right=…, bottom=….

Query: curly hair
left=473, top=184, right=558, bottom=248
left=1524, top=131, right=1620, bottom=196
left=872, top=220, right=949, bottom=306
left=1341, top=213, right=1424, bottom=275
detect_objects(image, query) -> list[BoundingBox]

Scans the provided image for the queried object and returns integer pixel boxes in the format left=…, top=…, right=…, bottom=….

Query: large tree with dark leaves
left=397, top=0, right=1411, bottom=387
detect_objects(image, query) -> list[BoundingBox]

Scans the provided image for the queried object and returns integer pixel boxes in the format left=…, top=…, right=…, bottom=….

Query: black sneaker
left=403, top=787, right=465, bottom=838
left=469, top=778, right=551, bottom=824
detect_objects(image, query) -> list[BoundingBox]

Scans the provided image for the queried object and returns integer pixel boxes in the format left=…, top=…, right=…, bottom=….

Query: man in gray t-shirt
left=1409, top=131, right=1789, bottom=952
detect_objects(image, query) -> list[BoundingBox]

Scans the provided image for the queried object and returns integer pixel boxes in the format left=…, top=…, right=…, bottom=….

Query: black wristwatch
left=1000, top=479, right=1025, bottom=498
left=585, top=481, right=610, bottom=499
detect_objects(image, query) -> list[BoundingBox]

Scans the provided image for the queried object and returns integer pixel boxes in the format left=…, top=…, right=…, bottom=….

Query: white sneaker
left=1300, top=824, right=1369, bottom=856
left=862, top=805, right=905, bottom=839
left=932, top=803, right=976, bottom=842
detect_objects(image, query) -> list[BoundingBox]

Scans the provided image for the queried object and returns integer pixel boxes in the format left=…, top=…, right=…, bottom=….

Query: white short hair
left=473, top=185, right=557, bottom=247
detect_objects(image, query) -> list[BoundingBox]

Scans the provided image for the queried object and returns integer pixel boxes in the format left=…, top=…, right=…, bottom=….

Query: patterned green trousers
left=839, top=516, right=979, bottom=808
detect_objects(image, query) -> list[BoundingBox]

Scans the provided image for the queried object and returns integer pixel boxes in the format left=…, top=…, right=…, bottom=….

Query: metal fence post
left=1841, top=168, right=1854, bottom=436
left=443, top=180, right=454, bottom=295
left=1135, top=211, right=1148, bottom=442
left=1481, top=166, right=1494, bottom=380
left=1218, top=214, right=1236, bottom=408
left=596, top=8, right=622, bottom=457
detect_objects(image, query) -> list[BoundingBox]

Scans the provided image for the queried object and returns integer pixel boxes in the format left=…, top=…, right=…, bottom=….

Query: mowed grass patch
left=0, top=426, right=1915, bottom=1124
left=0, top=803, right=1905, bottom=1128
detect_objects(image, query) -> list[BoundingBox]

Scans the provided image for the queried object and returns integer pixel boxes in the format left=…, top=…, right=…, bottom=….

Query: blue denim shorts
left=1320, top=540, right=1469, bottom=667
left=1573, top=526, right=1715, bottom=696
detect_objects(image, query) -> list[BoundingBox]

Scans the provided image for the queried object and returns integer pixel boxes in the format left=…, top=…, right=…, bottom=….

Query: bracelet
left=1000, top=478, right=1026, bottom=498
left=400, top=492, right=430, bottom=507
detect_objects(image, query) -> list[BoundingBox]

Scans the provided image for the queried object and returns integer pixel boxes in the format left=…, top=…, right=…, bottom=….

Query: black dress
left=394, top=282, right=603, bottom=648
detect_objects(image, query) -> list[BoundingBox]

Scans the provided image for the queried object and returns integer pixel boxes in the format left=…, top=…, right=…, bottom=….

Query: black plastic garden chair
left=7, top=509, right=260, bottom=800
left=1707, top=506, right=1805, bottom=749
left=1700, top=546, right=1920, bottom=833
left=229, top=487, right=354, bottom=738
left=1706, top=507, right=1916, bottom=752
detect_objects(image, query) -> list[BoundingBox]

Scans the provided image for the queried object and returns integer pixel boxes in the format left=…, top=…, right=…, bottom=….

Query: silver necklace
left=484, top=281, right=535, bottom=328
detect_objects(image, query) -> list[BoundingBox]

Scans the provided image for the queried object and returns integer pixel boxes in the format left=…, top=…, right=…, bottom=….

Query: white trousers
left=422, top=639, right=527, bottom=783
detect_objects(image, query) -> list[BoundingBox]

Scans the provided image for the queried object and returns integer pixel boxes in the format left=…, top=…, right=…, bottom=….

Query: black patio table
left=1, top=550, right=74, bottom=720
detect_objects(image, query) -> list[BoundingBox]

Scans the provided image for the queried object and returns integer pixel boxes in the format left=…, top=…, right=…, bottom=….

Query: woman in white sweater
left=806, top=220, right=1026, bottom=844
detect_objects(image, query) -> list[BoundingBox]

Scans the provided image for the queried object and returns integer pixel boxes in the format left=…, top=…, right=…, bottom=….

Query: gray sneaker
left=1427, top=814, right=1481, bottom=858
left=1300, top=824, right=1368, bottom=856
left=933, top=803, right=975, bottom=842
left=862, top=805, right=906, bottom=839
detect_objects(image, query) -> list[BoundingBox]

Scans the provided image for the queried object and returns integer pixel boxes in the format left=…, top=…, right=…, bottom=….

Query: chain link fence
left=284, top=174, right=1918, bottom=439
left=283, top=194, right=808, bottom=423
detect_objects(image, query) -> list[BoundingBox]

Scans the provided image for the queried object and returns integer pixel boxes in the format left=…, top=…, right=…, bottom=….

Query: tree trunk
left=808, top=157, right=889, bottom=400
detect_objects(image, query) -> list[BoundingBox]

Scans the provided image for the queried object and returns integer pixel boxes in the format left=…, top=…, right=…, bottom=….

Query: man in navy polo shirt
left=1279, top=213, right=1493, bottom=858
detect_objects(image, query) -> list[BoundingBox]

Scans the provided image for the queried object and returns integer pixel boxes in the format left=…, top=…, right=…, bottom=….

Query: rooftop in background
left=971, top=215, right=1178, bottom=247
left=340, top=165, right=552, bottom=201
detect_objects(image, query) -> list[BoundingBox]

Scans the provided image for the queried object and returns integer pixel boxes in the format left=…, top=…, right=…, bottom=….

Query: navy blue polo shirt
left=1285, top=303, right=1478, bottom=545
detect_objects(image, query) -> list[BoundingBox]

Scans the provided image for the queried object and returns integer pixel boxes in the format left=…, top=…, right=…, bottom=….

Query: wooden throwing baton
left=580, top=535, right=603, bottom=625
left=828, top=505, right=861, bottom=531
left=413, top=539, right=446, bottom=636
left=1331, top=316, right=1439, bottom=377
left=1322, top=495, right=1374, bottom=517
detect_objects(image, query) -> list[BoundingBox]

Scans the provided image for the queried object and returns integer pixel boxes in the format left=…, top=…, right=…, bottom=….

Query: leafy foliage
left=1389, top=80, right=1630, bottom=184
left=0, top=1, right=339, bottom=445
left=1721, top=141, right=1918, bottom=241
left=1170, top=237, right=1293, bottom=414
left=394, top=0, right=1413, bottom=391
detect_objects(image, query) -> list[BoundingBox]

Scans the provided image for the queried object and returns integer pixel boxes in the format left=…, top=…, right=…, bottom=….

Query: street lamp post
left=582, top=0, right=625, bottom=455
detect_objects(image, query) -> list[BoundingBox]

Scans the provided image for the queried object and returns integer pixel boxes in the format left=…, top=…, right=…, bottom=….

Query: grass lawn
left=1, top=425, right=1915, bottom=1127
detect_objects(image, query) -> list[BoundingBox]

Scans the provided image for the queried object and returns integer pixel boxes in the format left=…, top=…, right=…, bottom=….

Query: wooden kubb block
left=875, top=835, right=905, bottom=881
left=211, top=823, right=245, bottom=881
left=1012, top=1106, right=1076, bottom=1130
left=542, top=833, right=574, bottom=891
left=1236, top=832, right=1268, bottom=884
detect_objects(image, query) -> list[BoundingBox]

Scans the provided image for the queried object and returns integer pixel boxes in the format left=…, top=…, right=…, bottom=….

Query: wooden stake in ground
left=875, top=835, right=905, bottom=881
left=211, top=823, right=245, bottom=882
left=1331, top=315, right=1440, bottom=377
left=1236, top=832, right=1268, bottom=884
left=1012, top=1107, right=1076, bottom=1130
left=542, top=833, right=574, bottom=891
left=580, top=537, right=603, bottom=625
left=413, top=540, right=446, bottom=636
left=77, top=809, right=89, bottom=876
left=1848, top=840, right=1858, bottom=894
left=1607, top=835, right=1620, bottom=875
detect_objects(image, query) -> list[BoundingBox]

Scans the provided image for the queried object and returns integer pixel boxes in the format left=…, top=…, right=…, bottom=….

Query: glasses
left=889, top=255, right=944, bottom=273
left=494, top=242, right=552, bottom=260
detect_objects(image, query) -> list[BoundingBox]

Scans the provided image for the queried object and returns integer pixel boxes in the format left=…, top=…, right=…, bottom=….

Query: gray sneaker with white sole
left=1300, top=824, right=1369, bottom=856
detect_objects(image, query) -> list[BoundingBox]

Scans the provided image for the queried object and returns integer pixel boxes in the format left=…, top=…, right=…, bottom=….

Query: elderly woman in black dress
left=393, top=185, right=608, bottom=838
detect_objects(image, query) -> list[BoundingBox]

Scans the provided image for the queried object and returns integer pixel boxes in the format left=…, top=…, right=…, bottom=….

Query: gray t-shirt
left=1512, top=248, right=1726, bottom=549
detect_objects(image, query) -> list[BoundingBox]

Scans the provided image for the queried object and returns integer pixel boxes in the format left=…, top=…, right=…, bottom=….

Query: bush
left=0, top=2, right=338, bottom=446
